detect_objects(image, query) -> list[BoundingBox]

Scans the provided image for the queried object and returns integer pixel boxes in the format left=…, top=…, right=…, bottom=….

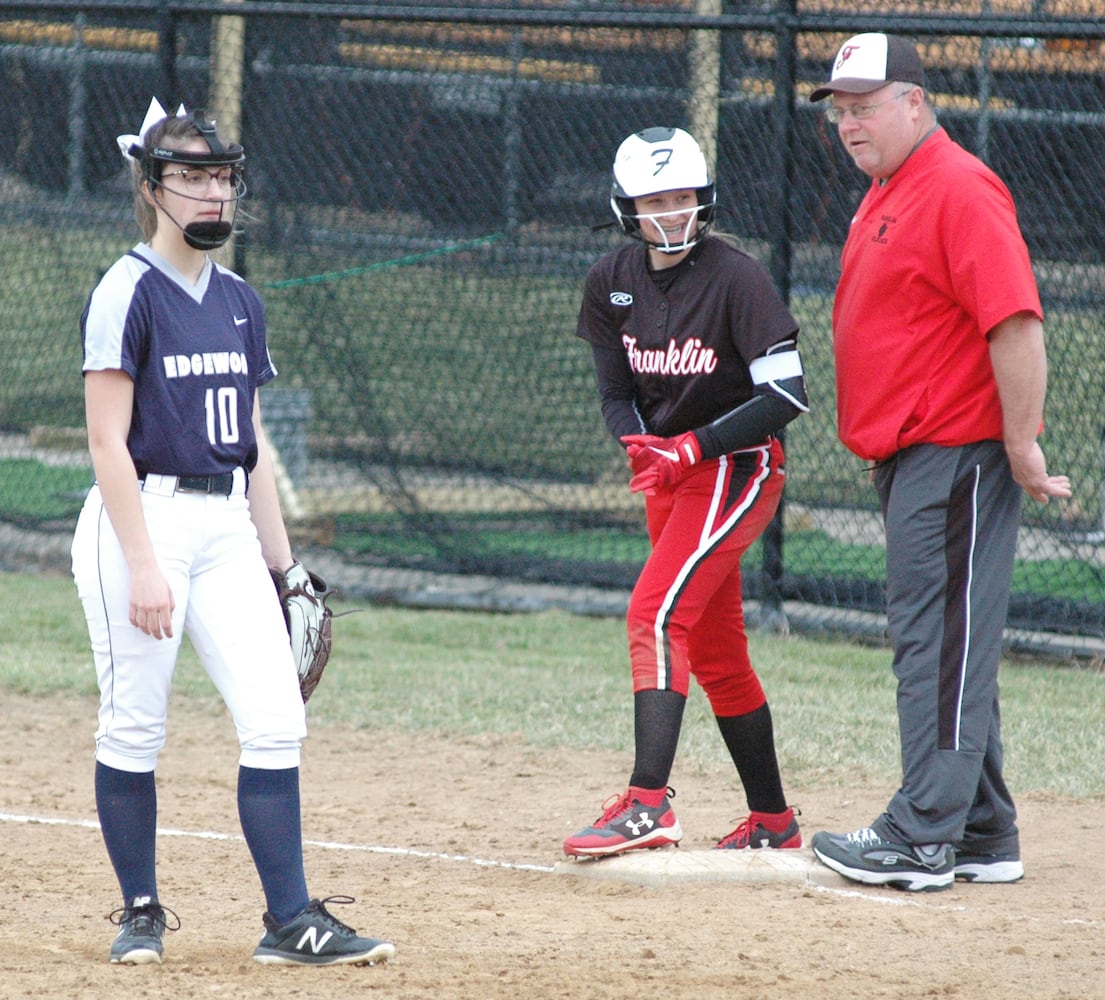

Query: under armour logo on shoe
left=625, top=813, right=655, bottom=836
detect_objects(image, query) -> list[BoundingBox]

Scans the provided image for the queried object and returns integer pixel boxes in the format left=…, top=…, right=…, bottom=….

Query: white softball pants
left=71, top=477, right=307, bottom=773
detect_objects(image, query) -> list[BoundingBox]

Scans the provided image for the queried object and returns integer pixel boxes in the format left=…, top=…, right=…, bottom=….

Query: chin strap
left=182, top=220, right=233, bottom=250
left=149, top=184, right=236, bottom=250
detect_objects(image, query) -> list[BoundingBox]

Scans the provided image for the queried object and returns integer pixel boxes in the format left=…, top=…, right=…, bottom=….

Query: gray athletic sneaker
left=252, top=896, right=395, bottom=966
left=954, top=849, right=1025, bottom=883
left=811, top=827, right=954, bottom=892
left=108, top=896, right=180, bottom=964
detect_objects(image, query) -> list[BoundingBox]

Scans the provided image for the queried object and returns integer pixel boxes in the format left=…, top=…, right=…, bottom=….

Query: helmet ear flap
left=610, top=193, right=641, bottom=237
left=698, top=182, right=717, bottom=230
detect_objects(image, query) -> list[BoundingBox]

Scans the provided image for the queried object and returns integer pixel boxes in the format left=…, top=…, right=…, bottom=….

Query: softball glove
left=270, top=560, right=334, bottom=702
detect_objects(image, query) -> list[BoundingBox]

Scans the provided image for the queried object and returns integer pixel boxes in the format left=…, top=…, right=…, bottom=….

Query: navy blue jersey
left=575, top=236, right=798, bottom=440
left=80, top=244, right=275, bottom=475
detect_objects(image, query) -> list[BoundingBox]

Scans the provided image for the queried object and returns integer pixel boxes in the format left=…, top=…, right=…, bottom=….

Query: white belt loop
left=140, top=473, right=178, bottom=497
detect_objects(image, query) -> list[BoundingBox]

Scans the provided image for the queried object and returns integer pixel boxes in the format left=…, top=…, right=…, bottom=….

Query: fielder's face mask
left=118, top=98, right=247, bottom=250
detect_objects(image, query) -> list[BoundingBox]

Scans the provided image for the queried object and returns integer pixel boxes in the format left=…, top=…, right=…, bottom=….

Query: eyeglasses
left=162, top=167, right=237, bottom=191
left=824, top=89, right=915, bottom=124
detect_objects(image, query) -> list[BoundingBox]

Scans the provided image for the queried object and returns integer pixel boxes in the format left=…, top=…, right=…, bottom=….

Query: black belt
left=140, top=472, right=236, bottom=496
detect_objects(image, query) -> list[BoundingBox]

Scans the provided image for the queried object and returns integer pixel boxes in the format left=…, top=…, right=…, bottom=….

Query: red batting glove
left=620, top=432, right=702, bottom=495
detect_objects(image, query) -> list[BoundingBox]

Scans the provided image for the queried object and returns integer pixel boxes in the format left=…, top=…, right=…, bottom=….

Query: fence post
left=66, top=13, right=87, bottom=200
left=211, top=0, right=246, bottom=275
left=689, top=0, right=721, bottom=171
left=157, top=0, right=177, bottom=102
left=758, top=0, right=800, bottom=634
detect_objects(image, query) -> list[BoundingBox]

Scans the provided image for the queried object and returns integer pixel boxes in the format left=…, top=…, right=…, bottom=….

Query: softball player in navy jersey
left=563, top=127, right=809, bottom=857
left=71, top=98, right=394, bottom=966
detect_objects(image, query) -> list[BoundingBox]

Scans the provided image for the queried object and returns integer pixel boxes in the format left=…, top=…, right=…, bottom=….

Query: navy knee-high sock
left=237, top=765, right=310, bottom=924
left=95, top=761, right=158, bottom=904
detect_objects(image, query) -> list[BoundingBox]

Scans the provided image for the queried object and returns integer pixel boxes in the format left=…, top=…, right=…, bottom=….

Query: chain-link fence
left=3, top=1, right=1104, bottom=646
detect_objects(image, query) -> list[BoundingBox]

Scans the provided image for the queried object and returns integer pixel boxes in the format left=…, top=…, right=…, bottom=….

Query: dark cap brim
left=809, top=78, right=890, bottom=102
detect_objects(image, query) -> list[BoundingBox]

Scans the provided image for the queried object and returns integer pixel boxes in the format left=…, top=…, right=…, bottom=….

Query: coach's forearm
left=989, top=311, right=1047, bottom=459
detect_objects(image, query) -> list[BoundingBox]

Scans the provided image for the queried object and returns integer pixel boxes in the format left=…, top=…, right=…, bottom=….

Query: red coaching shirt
left=833, top=128, right=1042, bottom=463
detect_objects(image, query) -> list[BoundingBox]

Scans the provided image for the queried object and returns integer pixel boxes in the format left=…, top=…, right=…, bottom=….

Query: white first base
left=554, top=847, right=848, bottom=888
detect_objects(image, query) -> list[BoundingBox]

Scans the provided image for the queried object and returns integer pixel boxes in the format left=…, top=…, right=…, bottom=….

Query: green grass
left=8, top=570, right=1105, bottom=798
left=6, top=456, right=1105, bottom=609
left=0, top=459, right=92, bottom=521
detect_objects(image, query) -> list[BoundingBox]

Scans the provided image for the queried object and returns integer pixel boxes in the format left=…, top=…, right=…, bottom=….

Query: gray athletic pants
left=872, top=441, right=1021, bottom=853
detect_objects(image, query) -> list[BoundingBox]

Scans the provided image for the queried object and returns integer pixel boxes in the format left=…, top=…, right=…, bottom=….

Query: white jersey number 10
left=205, top=386, right=241, bottom=445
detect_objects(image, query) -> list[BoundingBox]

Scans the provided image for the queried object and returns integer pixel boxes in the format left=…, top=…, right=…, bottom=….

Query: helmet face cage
left=135, top=111, right=246, bottom=249
left=609, top=126, right=716, bottom=252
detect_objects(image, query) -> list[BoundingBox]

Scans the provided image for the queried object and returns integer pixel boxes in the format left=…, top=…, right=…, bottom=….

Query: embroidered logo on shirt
left=872, top=214, right=897, bottom=245
left=610, top=292, right=633, bottom=306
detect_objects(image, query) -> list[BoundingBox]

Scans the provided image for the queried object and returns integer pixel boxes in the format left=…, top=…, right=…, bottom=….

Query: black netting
left=3, top=1, right=1104, bottom=641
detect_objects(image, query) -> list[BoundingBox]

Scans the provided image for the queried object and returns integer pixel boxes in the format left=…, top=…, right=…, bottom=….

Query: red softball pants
left=627, top=438, right=785, bottom=717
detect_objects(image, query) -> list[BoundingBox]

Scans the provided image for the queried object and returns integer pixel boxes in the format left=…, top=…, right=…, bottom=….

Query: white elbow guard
left=749, top=348, right=809, bottom=413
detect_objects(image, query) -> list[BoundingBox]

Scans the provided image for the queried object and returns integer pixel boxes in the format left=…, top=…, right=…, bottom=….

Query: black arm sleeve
left=694, top=390, right=803, bottom=459
left=590, top=342, right=646, bottom=442
left=693, top=357, right=809, bottom=459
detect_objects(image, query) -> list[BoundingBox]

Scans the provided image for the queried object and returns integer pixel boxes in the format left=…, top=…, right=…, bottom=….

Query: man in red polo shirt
left=807, top=33, right=1070, bottom=891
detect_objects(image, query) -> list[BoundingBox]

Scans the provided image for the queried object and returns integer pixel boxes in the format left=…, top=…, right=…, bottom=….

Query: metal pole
left=759, top=0, right=800, bottom=635
left=158, top=0, right=177, bottom=102
left=66, top=13, right=87, bottom=201
left=211, top=0, right=246, bottom=274
left=689, top=0, right=721, bottom=172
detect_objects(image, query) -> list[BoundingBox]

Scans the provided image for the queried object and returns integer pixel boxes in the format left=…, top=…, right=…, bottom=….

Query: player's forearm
left=89, top=441, right=160, bottom=572
left=592, top=343, right=645, bottom=441
left=85, top=370, right=160, bottom=573
left=695, top=393, right=803, bottom=459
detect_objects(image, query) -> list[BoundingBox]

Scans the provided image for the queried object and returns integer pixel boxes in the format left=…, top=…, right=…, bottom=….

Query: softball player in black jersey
left=563, top=127, right=810, bottom=857
left=71, top=98, right=394, bottom=966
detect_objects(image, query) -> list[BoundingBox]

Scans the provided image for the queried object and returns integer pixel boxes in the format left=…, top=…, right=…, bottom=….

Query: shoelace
left=108, top=900, right=182, bottom=934
left=720, top=817, right=764, bottom=848
left=595, top=786, right=675, bottom=825
left=306, top=895, right=359, bottom=935
left=595, top=791, right=634, bottom=823
left=844, top=828, right=883, bottom=847
left=718, top=817, right=757, bottom=848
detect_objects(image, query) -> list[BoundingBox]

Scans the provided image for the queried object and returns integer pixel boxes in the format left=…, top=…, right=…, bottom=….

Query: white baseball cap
left=810, top=33, right=926, bottom=102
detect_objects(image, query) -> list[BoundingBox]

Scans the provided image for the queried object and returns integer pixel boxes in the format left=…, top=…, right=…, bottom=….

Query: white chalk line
left=6, top=809, right=1099, bottom=924
left=0, top=810, right=556, bottom=874
left=1, top=809, right=898, bottom=902
left=0, top=810, right=902, bottom=898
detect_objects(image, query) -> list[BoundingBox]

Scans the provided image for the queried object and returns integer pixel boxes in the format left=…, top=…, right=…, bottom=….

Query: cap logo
left=835, top=45, right=860, bottom=71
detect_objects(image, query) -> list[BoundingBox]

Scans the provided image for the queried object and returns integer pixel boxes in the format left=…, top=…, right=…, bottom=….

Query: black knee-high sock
left=715, top=702, right=788, bottom=813
left=628, top=689, right=686, bottom=791
left=95, top=761, right=158, bottom=904
left=238, top=766, right=310, bottom=924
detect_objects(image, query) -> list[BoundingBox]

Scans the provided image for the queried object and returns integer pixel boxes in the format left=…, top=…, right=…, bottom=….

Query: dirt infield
left=4, top=690, right=1103, bottom=1000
